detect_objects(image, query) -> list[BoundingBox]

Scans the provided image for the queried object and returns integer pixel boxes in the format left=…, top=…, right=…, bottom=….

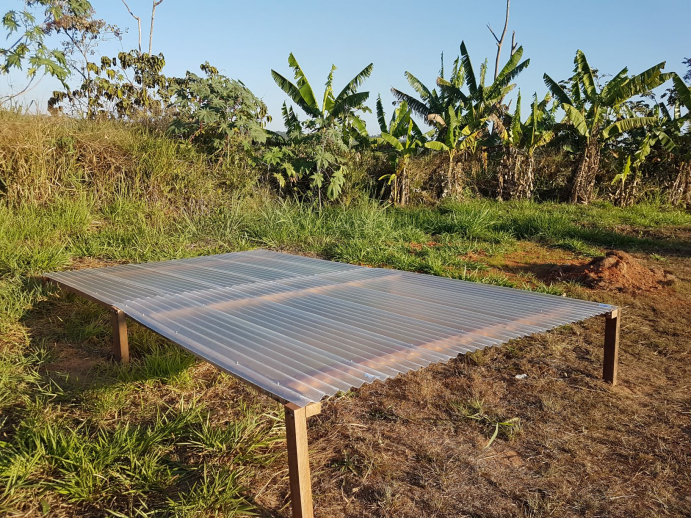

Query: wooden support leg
left=603, top=308, right=620, bottom=385
left=285, top=402, right=321, bottom=518
left=111, top=309, right=129, bottom=364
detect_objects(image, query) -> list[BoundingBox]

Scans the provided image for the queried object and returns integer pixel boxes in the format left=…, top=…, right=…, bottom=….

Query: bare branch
left=120, top=0, right=142, bottom=53
left=487, top=24, right=500, bottom=45
left=0, top=75, right=43, bottom=104
left=488, top=0, right=512, bottom=80
left=149, top=0, right=164, bottom=54
left=511, top=31, right=518, bottom=55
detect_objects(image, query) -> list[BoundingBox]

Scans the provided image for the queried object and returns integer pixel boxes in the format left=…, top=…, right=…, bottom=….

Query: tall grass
left=0, top=111, right=228, bottom=208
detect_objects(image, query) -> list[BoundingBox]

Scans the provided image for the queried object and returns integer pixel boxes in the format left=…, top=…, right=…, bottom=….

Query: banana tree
left=424, top=104, right=487, bottom=197
left=610, top=104, right=676, bottom=206
left=496, top=91, right=523, bottom=199
left=390, top=53, right=464, bottom=131
left=375, top=96, right=427, bottom=205
left=512, top=92, right=556, bottom=199
left=544, top=50, right=671, bottom=203
left=271, top=53, right=372, bottom=137
left=497, top=91, right=555, bottom=200
left=392, top=41, right=529, bottom=135
left=271, top=53, right=373, bottom=204
left=440, top=42, right=529, bottom=118
left=664, top=75, right=691, bottom=205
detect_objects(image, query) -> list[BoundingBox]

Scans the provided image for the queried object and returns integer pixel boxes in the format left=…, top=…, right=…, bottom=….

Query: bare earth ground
left=37, top=238, right=691, bottom=517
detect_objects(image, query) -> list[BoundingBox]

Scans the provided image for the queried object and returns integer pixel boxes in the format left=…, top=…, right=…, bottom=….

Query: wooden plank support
left=111, top=308, right=130, bottom=364
left=603, top=308, right=620, bottom=385
left=285, top=402, right=321, bottom=518
left=305, top=402, right=321, bottom=418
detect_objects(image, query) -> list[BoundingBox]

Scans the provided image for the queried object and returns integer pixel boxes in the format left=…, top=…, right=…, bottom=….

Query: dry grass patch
left=269, top=254, right=691, bottom=518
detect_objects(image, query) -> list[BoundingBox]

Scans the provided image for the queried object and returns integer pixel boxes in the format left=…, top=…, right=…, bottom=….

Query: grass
left=1, top=111, right=690, bottom=516
left=0, top=397, right=280, bottom=516
left=1, top=192, right=690, bottom=515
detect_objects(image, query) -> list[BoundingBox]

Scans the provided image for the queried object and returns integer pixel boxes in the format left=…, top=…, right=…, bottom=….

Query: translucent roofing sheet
left=46, top=249, right=615, bottom=407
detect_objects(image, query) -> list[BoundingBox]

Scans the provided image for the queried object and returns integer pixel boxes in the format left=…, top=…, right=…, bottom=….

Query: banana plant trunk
left=444, top=150, right=461, bottom=198
left=669, top=161, right=691, bottom=207
left=399, top=171, right=408, bottom=207
left=616, top=172, right=639, bottom=208
left=519, top=153, right=535, bottom=200
left=497, top=146, right=514, bottom=200
left=399, top=157, right=409, bottom=207
left=571, top=137, right=601, bottom=204
left=498, top=147, right=532, bottom=201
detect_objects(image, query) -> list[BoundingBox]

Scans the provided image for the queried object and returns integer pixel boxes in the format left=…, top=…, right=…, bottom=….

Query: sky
left=2, top=0, right=690, bottom=130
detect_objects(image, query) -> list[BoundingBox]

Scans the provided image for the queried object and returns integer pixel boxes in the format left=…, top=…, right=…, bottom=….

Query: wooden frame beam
left=111, top=308, right=130, bottom=364
left=284, top=402, right=321, bottom=518
left=603, top=308, right=620, bottom=385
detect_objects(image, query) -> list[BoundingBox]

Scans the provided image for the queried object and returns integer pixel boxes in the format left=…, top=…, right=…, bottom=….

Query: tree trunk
left=498, top=147, right=532, bottom=200
left=444, top=151, right=461, bottom=198
left=488, top=0, right=512, bottom=81
left=669, top=161, right=691, bottom=207
left=149, top=0, right=164, bottom=54
left=497, top=159, right=506, bottom=200
left=571, top=138, right=600, bottom=204
left=497, top=146, right=513, bottom=200
left=616, top=172, right=639, bottom=208
left=519, top=153, right=535, bottom=200
left=121, top=0, right=142, bottom=53
left=400, top=162, right=408, bottom=207
left=448, top=155, right=455, bottom=196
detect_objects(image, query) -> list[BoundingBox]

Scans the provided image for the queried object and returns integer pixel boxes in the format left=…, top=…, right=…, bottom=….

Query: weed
left=449, top=399, right=522, bottom=448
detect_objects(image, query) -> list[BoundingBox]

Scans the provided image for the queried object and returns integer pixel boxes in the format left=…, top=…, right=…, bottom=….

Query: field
left=1, top=193, right=691, bottom=517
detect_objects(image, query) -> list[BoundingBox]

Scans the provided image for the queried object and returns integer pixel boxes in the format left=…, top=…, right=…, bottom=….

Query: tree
left=607, top=103, right=674, bottom=206
left=425, top=104, right=487, bottom=197
left=663, top=75, right=691, bottom=205
left=1, top=0, right=96, bottom=100
left=375, top=96, right=428, bottom=205
left=48, top=50, right=168, bottom=118
left=394, top=42, right=528, bottom=135
left=424, top=42, right=529, bottom=197
left=271, top=53, right=372, bottom=138
left=54, top=5, right=121, bottom=86
left=390, top=53, right=464, bottom=129
left=168, top=62, right=271, bottom=158
left=438, top=42, right=529, bottom=124
left=270, top=54, right=374, bottom=205
left=497, top=92, right=555, bottom=200
left=544, top=50, right=671, bottom=203
left=393, top=42, right=528, bottom=197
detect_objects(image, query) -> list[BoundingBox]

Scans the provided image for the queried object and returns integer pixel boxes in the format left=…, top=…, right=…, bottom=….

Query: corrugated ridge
left=45, top=249, right=615, bottom=407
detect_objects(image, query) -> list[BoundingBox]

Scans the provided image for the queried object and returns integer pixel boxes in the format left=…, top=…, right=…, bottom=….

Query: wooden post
left=111, top=309, right=130, bottom=364
left=285, top=402, right=321, bottom=518
left=603, top=308, right=620, bottom=385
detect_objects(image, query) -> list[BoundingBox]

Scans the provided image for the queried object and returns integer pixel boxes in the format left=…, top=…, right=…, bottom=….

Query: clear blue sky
left=3, top=0, right=690, bottom=130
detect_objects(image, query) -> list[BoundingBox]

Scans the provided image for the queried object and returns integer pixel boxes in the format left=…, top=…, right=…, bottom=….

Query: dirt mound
left=556, top=251, right=674, bottom=292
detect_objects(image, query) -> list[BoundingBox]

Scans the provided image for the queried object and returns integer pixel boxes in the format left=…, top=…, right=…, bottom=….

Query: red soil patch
left=554, top=250, right=675, bottom=292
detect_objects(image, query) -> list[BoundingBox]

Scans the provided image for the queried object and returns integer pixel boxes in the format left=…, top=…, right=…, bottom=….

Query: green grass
left=1, top=193, right=690, bottom=515
left=0, top=398, right=280, bottom=516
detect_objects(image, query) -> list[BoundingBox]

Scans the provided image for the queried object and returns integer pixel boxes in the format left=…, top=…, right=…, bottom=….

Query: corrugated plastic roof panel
left=46, top=249, right=616, bottom=407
